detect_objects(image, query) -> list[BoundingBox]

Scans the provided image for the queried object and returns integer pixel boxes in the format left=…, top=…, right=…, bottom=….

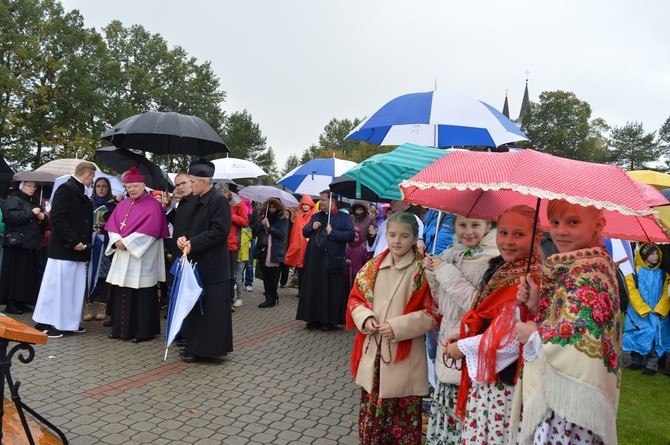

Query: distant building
left=502, top=78, right=530, bottom=132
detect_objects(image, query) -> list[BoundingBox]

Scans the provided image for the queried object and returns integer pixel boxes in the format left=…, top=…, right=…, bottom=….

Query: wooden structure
left=0, top=315, right=67, bottom=444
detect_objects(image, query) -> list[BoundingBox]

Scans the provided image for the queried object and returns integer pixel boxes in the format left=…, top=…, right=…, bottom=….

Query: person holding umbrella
left=515, top=200, right=621, bottom=445
left=104, top=168, right=169, bottom=343
left=174, top=159, right=233, bottom=363
left=251, top=197, right=288, bottom=308
left=296, top=190, right=355, bottom=331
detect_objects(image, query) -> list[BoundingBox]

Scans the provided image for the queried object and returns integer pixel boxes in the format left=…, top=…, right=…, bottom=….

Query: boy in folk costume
left=516, top=200, right=621, bottom=445
left=347, top=212, right=434, bottom=445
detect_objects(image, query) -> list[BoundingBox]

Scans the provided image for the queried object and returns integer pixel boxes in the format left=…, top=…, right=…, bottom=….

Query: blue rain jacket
left=623, top=244, right=670, bottom=356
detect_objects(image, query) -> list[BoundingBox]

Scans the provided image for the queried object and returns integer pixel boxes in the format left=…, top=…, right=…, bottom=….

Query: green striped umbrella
left=341, top=143, right=458, bottom=200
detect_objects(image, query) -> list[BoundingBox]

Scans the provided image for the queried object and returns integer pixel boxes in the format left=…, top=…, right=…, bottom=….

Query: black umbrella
left=96, top=147, right=174, bottom=192
left=100, top=111, right=229, bottom=156
left=329, top=175, right=391, bottom=203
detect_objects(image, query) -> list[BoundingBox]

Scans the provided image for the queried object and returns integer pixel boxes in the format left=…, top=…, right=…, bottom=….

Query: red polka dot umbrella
left=400, top=149, right=670, bottom=243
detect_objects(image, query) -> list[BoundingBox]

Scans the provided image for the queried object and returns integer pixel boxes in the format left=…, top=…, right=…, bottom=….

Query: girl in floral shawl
left=346, top=211, right=434, bottom=445
left=444, top=205, right=542, bottom=445
left=515, top=199, right=621, bottom=445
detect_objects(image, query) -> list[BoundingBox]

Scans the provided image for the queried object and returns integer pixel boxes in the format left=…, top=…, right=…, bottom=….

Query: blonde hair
left=547, top=199, right=605, bottom=247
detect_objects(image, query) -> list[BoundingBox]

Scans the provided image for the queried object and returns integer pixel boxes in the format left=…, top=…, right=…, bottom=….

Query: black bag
left=4, top=232, right=22, bottom=248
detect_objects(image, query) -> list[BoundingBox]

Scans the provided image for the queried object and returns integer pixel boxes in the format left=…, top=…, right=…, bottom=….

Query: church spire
left=517, top=74, right=530, bottom=124
left=502, top=90, right=510, bottom=118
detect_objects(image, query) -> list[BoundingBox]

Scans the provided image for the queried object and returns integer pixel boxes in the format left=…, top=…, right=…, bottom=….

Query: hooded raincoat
left=623, top=243, right=670, bottom=356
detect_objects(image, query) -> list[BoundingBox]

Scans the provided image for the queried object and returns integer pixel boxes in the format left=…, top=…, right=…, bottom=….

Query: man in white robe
left=33, top=162, right=97, bottom=338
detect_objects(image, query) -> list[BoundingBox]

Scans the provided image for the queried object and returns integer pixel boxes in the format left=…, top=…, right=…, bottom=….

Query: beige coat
left=351, top=250, right=433, bottom=398
left=425, top=230, right=498, bottom=384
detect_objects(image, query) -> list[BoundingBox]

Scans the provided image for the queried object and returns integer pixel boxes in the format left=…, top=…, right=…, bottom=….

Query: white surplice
left=105, top=231, right=165, bottom=289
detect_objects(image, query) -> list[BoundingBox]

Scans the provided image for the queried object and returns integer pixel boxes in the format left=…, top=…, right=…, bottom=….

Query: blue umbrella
left=346, top=90, right=529, bottom=148
left=277, top=157, right=357, bottom=195
left=86, top=232, right=105, bottom=298
left=164, top=255, right=204, bottom=361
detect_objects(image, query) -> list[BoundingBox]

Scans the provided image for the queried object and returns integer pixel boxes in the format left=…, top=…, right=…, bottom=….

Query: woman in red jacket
left=284, top=194, right=314, bottom=295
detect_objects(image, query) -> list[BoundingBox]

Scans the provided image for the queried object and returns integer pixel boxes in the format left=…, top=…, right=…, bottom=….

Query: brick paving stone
left=5, top=278, right=361, bottom=444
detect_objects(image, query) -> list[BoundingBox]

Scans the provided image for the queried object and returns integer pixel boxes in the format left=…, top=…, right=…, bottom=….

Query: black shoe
left=180, top=352, right=205, bottom=363
left=43, top=327, right=64, bottom=338
left=176, top=339, right=186, bottom=347
left=306, top=322, right=321, bottom=330
left=258, top=299, right=276, bottom=308
left=320, top=323, right=336, bottom=331
left=102, top=319, right=113, bottom=327
left=19, top=303, right=33, bottom=313
left=626, top=363, right=643, bottom=371
left=4, top=302, right=23, bottom=315
left=642, top=368, right=657, bottom=376
left=132, top=337, right=152, bottom=343
left=69, top=327, right=86, bottom=334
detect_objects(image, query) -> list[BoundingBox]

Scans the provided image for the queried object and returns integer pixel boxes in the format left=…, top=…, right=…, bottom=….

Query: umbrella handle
left=182, top=244, right=191, bottom=258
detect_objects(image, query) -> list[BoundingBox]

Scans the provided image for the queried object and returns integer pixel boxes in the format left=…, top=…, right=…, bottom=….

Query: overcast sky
left=60, top=0, right=670, bottom=168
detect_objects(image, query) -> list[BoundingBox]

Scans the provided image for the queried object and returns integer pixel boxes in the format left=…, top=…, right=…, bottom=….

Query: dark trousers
left=279, top=263, right=290, bottom=287
left=261, top=264, right=281, bottom=303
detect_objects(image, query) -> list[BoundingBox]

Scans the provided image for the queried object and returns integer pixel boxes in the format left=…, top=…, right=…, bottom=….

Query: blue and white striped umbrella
left=346, top=90, right=529, bottom=148
left=277, top=157, right=357, bottom=196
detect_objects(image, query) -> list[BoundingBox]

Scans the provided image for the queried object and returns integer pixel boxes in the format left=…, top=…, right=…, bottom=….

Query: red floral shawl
left=345, top=247, right=433, bottom=379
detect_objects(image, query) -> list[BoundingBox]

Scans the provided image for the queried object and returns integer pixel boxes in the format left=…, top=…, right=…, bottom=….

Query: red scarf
left=455, top=284, right=520, bottom=419
left=345, top=248, right=433, bottom=379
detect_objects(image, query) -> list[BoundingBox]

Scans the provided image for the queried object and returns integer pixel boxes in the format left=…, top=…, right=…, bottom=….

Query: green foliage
left=609, top=122, right=660, bottom=171
left=0, top=2, right=227, bottom=173
left=280, top=154, right=301, bottom=177
left=523, top=90, right=609, bottom=163
left=294, top=117, right=381, bottom=169
left=222, top=110, right=266, bottom=160
left=255, top=146, right=279, bottom=183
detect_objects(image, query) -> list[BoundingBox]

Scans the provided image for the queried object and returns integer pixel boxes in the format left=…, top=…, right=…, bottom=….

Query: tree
left=255, top=146, right=279, bottom=183
left=658, top=115, right=670, bottom=170
left=100, top=21, right=227, bottom=172
left=300, top=117, right=379, bottom=163
left=522, top=90, right=609, bottom=163
left=0, top=0, right=109, bottom=168
left=609, top=122, right=659, bottom=171
left=280, top=153, right=301, bottom=177
left=221, top=110, right=266, bottom=160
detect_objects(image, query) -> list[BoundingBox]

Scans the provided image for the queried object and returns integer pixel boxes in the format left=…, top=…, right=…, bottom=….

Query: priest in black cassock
left=174, top=159, right=232, bottom=363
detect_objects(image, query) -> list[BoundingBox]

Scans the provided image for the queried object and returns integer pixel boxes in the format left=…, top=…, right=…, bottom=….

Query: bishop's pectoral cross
left=119, top=200, right=136, bottom=231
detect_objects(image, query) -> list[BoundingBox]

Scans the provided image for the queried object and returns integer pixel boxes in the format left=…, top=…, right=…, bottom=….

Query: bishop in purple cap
left=104, top=167, right=170, bottom=342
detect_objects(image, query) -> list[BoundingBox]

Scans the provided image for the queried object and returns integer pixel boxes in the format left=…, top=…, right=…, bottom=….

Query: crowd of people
left=1, top=159, right=668, bottom=443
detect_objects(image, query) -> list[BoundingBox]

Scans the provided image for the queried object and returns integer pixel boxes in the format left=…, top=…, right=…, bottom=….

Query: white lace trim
left=400, top=179, right=664, bottom=218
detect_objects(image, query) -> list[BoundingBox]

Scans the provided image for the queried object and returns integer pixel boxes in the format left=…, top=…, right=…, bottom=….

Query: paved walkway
left=8, top=279, right=360, bottom=444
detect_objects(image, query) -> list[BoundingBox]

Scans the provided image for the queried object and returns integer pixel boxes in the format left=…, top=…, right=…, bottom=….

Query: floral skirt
left=426, top=382, right=462, bottom=445
left=531, top=410, right=603, bottom=444
left=460, top=381, right=514, bottom=445
left=359, top=350, right=422, bottom=444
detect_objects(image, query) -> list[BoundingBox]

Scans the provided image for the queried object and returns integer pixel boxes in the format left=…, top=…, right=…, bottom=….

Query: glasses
left=442, top=353, right=462, bottom=370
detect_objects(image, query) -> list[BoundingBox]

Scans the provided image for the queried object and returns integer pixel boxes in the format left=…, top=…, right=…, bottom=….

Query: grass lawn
left=618, top=367, right=670, bottom=444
